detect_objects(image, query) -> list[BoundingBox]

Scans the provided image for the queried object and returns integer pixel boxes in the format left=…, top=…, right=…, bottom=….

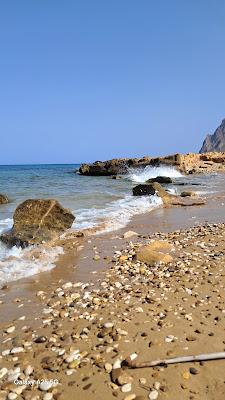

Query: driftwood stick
left=125, top=352, right=225, bottom=369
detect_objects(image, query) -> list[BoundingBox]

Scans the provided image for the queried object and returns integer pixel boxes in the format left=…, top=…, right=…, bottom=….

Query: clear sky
left=1, top=0, right=225, bottom=164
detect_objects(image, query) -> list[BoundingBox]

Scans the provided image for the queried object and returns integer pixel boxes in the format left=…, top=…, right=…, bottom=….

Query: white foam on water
left=0, top=219, right=63, bottom=286
left=74, top=194, right=163, bottom=233
left=127, top=165, right=183, bottom=183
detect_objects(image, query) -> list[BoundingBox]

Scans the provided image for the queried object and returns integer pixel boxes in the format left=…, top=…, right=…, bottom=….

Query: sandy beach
left=1, top=194, right=225, bottom=400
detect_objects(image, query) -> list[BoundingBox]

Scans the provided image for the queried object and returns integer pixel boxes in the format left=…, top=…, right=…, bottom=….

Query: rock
left=133, top=184, right=156, bottom=196
left=0, top=194, right=9, bottom=204
left=34, top=336, right=47, bottom=343
left=79, top=154, right=182, bottom=176
left=149, top=390, right=158, bottom=400
left=121, top=383, right=132, bottom=393
left=147, top=176, right=172, bottom=184
left=123, top=231, right=138, bottom=239
left=136, top=244, right=173, bottom=265
left=180, top=191, right=195, bottom=197
left=39, top=381, right=53, bottom=391
left=189, top=367, right=199, bottom=375
left=146, top=240, right=173, bottom=252
left=0, top=199, right=75, bottom=247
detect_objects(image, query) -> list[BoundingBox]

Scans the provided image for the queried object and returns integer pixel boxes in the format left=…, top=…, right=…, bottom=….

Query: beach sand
left=1, top=195, right=225, bottom=399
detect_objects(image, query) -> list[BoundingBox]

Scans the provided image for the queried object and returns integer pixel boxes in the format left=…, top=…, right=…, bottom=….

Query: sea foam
left=127, top=165, right=183, bottom=183
left=74, top=194, right=163, bottom=233
left=0, top=219, right=63, bottom=287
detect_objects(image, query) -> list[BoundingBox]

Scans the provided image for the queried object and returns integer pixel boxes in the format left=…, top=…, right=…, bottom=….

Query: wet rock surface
left=0, top=199, right=75, bottom=247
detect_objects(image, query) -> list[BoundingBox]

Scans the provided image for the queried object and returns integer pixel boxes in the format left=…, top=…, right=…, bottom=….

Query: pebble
left=5, top=326, right=15, bottom=334
left=124, top=395, right=136, bottom=400
left=10, top=347, right=24, bottom=354
left=189, top=367, right=199, bottom=375
left=7, top=394, right=17, bottom=400
left=121, top=383, right=132, bottom=393
left=43, top=394, right=53, bottom=400
left=39, top=381, right=53, bottom=391
left=0, top=368, right=8, bottom=379
left=104, top=363, right=112, bottom=373
left=149, top=390, right=158, bottom=400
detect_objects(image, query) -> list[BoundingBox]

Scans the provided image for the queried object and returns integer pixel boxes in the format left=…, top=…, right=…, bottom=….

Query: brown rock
left=147, top=176, right=173, bottom=184
left=0, top=199, right=75, bottom=247
left=0, top=194, right=9, bottom=204
left=136, top=246, right=173, bottom=266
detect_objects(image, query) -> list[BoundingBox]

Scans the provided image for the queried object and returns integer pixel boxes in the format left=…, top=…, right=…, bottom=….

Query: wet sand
left=1, top=195, right=225, bottom=399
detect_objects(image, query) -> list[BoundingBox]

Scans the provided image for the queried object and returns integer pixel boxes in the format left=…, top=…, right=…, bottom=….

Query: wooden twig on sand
left=125, top=352, right=225, bottom=369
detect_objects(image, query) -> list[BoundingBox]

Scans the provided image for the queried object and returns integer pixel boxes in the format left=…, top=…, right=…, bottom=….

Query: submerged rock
left=0, top=194, right=9, bottom=204
left=0, top=199, right=75, bottom=247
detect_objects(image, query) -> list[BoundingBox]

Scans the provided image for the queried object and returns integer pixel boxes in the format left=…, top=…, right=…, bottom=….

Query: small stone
left=6, top=326, right=15, bottom=334
left=93, top=254, right=100, bottom=261
left=139, top=378, right=147, bottom=385
left=43, top=394, right=53, bottom=400
left=123, top=231, right=138, bottom=239
left=104, top=322, right=114, bottom=329
left=35, top=336, right=47, bottom=343
left=11, top=347, right=24, bottom=354
left=112, top=359, right=122, bottom=369
left=124, top=395, right=136, bottom=400
left=121, top=383, right=132, bottom=393
left=24, top=365, right=33, bottom=376
left=182, top=371, right=190, bottom=380
left=104, top=363, right=112, bottom=373
left=39, top=381, right=53, bottom=391
left=0, top=368, right=8, bottom=379
left=7, top=394, right=17, bottom=400
left=149, top=390, right=158, bottom=400
left=189, top=367, right=199, bottom=375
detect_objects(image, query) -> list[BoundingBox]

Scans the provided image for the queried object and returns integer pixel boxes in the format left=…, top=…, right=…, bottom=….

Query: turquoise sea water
left=0, top=163, right=222, bottom=285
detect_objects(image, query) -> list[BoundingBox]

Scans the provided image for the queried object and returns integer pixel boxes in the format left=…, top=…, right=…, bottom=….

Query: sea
left=0, top=163, right=223, bottom=286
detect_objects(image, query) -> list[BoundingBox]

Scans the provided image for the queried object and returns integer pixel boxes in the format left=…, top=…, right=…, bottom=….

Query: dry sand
left=1, top=196, right=225, bottom=399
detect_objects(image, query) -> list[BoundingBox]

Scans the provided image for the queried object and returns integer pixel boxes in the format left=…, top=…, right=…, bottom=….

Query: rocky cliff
left=200, top=119, right=225, bottom=153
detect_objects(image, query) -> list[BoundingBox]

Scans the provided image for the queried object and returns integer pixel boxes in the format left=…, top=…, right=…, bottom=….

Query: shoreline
left=1, top=208, right=225, bottom=398
left=1, top=189, right=225, bottom=398
left=0, top=192, right=224, bottom=327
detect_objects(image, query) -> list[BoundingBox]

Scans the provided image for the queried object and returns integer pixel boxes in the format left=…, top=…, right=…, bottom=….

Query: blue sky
left=1, top=0, right=225, bottom=164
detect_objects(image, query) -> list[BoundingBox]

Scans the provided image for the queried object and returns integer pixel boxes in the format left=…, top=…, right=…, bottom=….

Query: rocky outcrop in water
left=0, top=194, right=9, bottom=204
left=79, top=151, right=225, bottom=176
left=79, top=154, right=182, bottom=176
left=200, top=119, right=225, bottom=153
left=132, top=182, right=205, bottom=207
left=0, top=199, right=75, bottom=247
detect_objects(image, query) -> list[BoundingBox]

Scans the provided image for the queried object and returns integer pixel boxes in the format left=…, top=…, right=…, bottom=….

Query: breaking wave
left=127, top=165, right=183, bottom=183
left=0, top=219, right=63, bottom=287
left=74, top=194, right=163, bottom=233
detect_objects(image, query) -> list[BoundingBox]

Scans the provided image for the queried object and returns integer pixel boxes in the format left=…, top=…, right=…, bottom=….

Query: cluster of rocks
left=132, top=181, right=205, bottom=207
left=1, top=222, right=225, bottom=398
left=79, top=151, right=225, bottom=176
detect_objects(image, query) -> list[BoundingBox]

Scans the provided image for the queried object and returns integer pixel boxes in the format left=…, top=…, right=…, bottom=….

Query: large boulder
left=0, top=199, right=75, bottom=247
left=0, top=194, right=9, bottom=204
